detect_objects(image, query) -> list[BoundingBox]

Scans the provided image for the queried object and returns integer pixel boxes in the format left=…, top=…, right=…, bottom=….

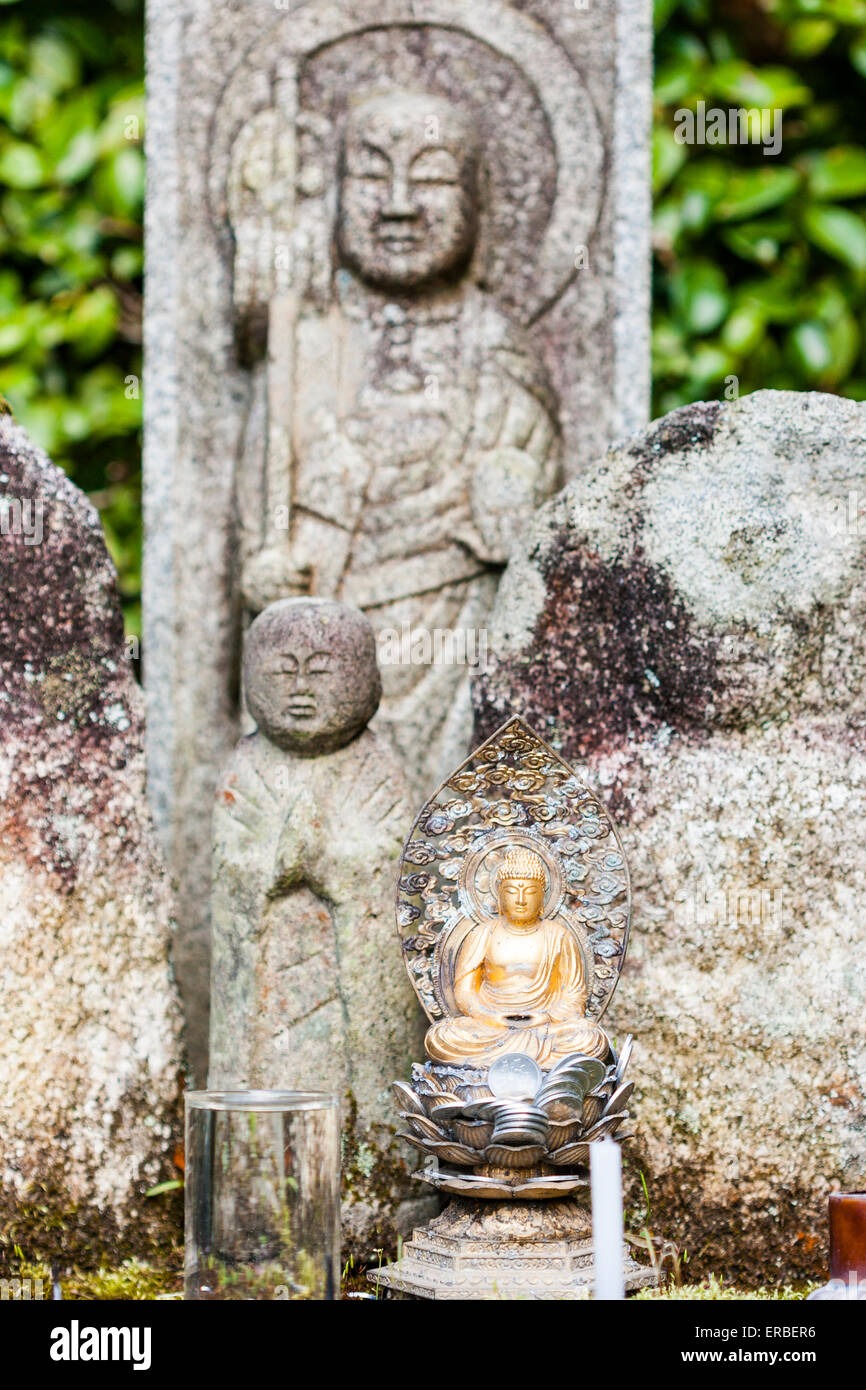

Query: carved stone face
left=498, top=877, right=544, bottom=927
left=337, top=91, right=480, bottom=292
left=244, top=598, right=381, bottom=755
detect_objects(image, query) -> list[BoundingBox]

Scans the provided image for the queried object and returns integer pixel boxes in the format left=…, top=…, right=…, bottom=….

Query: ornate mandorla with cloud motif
left=393, top=715, right=635, bottom=1200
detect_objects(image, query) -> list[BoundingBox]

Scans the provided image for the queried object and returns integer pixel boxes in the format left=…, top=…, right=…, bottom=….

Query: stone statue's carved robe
left=209, top=728, right=425, bottom=1122
left=426, top=916, right=608, bottom=1068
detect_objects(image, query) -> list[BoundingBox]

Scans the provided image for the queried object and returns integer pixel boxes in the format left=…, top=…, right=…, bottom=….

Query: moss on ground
left=2, top=1264, right=819, bottom=1300
left=5, top=1258, right=181, bottom=1301
left=3, top=1236, right=820, bottom=1302
left=0, top=1171, right=184, bottom=1274
left=60, top=1260, right=182, bottom=1300
left=635, top=1276, right=821, bottom=1301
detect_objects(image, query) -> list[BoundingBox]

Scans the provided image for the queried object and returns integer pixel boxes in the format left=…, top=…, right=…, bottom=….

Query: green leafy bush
left=3, top=0, right=866, bottom=630
left=654, top=0, right=866, bottom=413
left=0, top=0, right=143, bottom=630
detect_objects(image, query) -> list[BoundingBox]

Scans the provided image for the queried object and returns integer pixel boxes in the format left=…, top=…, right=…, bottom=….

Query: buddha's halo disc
left=458, top=826, right=564, bottom=921
left=488, top=1053, right=543, bottom=1101
left=395, top=715, right=632, bottom=1023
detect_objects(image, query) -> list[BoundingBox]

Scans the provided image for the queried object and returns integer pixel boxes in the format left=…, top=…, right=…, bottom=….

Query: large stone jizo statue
left=231, top=86, right=562, bottom=796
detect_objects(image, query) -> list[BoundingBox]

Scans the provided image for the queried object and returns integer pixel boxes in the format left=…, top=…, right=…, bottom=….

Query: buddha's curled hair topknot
left=496, top=847, right=546, bottom=886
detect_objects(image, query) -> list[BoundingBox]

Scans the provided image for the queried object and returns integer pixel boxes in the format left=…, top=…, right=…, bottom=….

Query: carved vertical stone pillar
left=144, top=0, right=652, bottom=1074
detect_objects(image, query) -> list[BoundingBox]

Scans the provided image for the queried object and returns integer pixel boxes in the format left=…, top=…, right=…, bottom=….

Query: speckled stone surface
left=475, top=391, right=866, bottom=1282
left=0, top=416, right=184, bottom=1265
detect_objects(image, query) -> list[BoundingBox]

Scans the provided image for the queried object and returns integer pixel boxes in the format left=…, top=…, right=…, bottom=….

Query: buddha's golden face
left=498, top=876, right=544, bottom=927
left=337, top=91, right=480, bottom=292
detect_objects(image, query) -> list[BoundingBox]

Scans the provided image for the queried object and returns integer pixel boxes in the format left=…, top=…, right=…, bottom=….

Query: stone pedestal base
left=369, top=1197, right=656, bottom=1300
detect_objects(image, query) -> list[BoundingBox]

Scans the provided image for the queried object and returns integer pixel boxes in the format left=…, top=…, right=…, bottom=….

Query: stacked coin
left=536, top=1055, right=607, bottom=1112
left=488, top=1101, right=550, bottom=1148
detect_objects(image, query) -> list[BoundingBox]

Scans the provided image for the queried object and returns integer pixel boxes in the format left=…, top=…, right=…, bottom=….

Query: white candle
left=591, top=1136, right=625, bottom=1300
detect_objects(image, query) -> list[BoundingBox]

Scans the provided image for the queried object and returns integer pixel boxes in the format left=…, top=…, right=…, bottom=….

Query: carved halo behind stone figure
left=207, top=3, right=604, bottom=798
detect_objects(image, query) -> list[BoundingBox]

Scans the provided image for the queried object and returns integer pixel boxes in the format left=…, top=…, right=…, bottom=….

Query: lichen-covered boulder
left=0, top=415, right=184, bottom=1267
left=475, top=390, right=866, bottom=1283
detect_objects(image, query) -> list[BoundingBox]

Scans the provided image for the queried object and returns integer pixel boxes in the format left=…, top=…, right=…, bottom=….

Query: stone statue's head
left=496, top=847, right=546, bottom=927
left=244, top=598, right=382, bottom=755
left=336, top=89, right=480, bottom=292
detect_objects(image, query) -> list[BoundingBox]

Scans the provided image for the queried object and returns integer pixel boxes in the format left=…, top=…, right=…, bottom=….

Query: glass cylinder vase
left=184, top=1090, right=340, bottom=1300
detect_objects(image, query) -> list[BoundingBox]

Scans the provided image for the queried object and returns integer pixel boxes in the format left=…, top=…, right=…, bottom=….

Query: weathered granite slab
left=0, top=415, right=184, bottom=1267
left=474, top=390, right=866, bottom=1282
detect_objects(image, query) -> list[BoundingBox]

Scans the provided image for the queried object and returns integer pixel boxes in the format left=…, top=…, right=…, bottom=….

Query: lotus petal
left=483, top=1143, right=547, bottom=1168
left=453, top=1118, right=494, bottom=1148
left=419, top=1089, right=455, bottom=1117
left=397, top=1131, right=437, bottom=1155
left=548, top=1141, right=590, bottom=1167
left=547, top=1116, right=585, bottom=1148
left=420, top=1139, right=481, bottom=1165
left=456, top=1083, right=494, bottom=1102
left=406, top=1113, right=449, bottom=1143
left=440, top=1074, right=466, bottom=1095
left=581, top=1095, right=604, bottom=1126
left=585, top=1113, right=628, bottom=1141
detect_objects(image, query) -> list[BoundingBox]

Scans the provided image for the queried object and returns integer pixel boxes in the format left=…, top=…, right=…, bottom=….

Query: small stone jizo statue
left=209, top=597, right=425, bottom=1249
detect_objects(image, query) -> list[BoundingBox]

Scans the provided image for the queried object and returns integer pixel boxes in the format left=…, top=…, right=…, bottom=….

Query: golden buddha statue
left=425, top=848, right=609, bottom=1069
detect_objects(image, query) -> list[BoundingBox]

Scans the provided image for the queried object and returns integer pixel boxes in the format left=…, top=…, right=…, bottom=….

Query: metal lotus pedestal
left=376, top=1048, right=653, bottom=1299
left=370, top=717, right=653, bottom=1299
